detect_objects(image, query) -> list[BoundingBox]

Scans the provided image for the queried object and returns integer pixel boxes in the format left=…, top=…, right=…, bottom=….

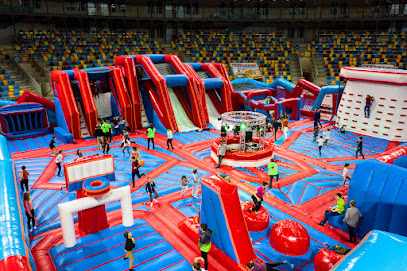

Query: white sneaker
left=34, top=226, right=37, bottom=230
left=153, top=199, right=158, bottom=203
left=150, top=202, right=154, bottom=207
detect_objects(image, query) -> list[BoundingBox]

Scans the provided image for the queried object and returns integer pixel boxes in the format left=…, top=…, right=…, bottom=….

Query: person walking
left=246, top=260, right=287, bottom=271
left=313, top=126, right=320, bottom=142
left=356, top=137, right=365, bottom=159
left=23, top=192, right=36, bottom=232
left=317, top=135, right=325, bottom=157
left=215, top=141, right=231, bottom=168
left=102, top=137, right=110, bottom=155
left=192, top=169, right=200, bottom=199
left=49, top=136, right=58, bottom=155
left=268, top=158, right=279, bottom=189
left=198, top=223, right=213, bottom=271
left=364, top=95, right=374, bottom=118
left=181, top=176, right=189, bottom=197
left=147, top=123, right=156, bottom=150
left=146, top=177, right=159, bottom=206
left=324, top=128, right=331, bottom=146
left=343, top=200, right=362, bottom=243
left=272, top=117, right=279, bottom=141
left=248, top=181, right=268, bottom=214
left=123, top=231, right=135, bottom=271
left=56, top=150, right=63, bottom=177
left=282, top=117, right=290, bottom=140
left=19, top=166, right=29, bottom=192
left=113, top=117, right=122, bottom=136
left=130, top=156, right=144, bottom=188
left=101, top=120, right=112, bottom=142
left=342, top=163, right=351, bottom=186
left=120, top=135, right=131, bottom=157
left=318, top=193, right=345, bottom=226
left=95, top=124, right=104, bottom=150
left=167, top=128, right=174, bottom=150
left=314, top=107, right=322, bottom=128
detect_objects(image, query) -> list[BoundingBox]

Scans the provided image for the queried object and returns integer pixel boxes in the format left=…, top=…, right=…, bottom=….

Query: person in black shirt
left=49, top=136, right=58, bottom=155
left=123, top=231, right=135, bottom=271
left=131, top=156, right=144, bottom=188
left=314, top=108, right=322, bottom=128
left=95, top=124, right=104, bottom=150
left=272, top=118, right=280, bottom=141
left=356, top=137, right=365, bottom=159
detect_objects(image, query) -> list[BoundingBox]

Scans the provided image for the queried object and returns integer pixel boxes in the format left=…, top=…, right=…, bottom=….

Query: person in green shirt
left=319, top=193, right=345, bottom=226
left=101, top=120, right=113, bottom=142
left=147, top=123, right=156, bottom=150
left=198, top=223, right=213, bottom=271
left=268, top=158, right=279, bottom=189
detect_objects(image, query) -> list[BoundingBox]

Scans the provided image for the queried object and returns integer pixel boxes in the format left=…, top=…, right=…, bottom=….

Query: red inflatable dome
left=314, top=248, right=345, bottom=271
left=241, top=201, right=270, bottom=232
left=269, top=220, right=310, bottom=256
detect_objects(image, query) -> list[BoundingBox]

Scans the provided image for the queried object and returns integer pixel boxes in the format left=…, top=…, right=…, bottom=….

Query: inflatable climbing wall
left=337, top=67, right=407, bottom=141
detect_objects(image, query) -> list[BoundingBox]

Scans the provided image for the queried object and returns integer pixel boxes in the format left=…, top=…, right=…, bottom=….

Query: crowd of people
left=17, top=109, right=366, bottom=271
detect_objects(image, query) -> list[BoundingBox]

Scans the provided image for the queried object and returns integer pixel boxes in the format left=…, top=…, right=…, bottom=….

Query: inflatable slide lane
left=184, top=62, right=233, bottom=130
left=51, top=70, right=81, bottom=139
left=120, top=54, right=207, bottom=132
left=0, top=135, right=36, bottom=270
left=51, top=67, right=134, bottom=139
left=200, top=175, right=256, bottom=268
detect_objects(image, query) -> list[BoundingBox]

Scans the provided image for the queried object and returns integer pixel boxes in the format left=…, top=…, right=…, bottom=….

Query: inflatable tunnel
left=116, top=54, right=207, bottom=132
left=0, top=102, right=50, bottom=139
left=184, top=62, right=233, bottom=130
left=331, top=230, right=407, bottom=271
left=200, top=175, right=256, bottom=266
left=329, top=159, right=407, bottom=238
left=0, top=135, right=36, bottom=270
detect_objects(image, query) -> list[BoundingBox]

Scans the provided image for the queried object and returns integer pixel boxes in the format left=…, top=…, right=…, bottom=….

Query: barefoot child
left=49, top=136, right=58, bottom=154
left=343, top=163, right=351, bottom=186
left=24, top=192, right=36, bottom=232
left=20, top=166, right=29, bottom=192
left=248, top=181, right=268, bottom=214
left=181, top=175, right=189, bottom=196
left=192, top=169, right=200, bottom=198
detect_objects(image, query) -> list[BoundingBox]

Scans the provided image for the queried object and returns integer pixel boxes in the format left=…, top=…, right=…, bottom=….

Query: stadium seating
left=16, top=30, right=165, bottom=71
left=313, top=32, right=407, bottom=85
left=171, top=32, right=298, bottom=83
left=0, top=47, right=22, bottom=99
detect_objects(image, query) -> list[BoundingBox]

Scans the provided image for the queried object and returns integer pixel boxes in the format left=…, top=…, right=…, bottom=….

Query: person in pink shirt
left=247, top=259, right=287, bottom=271
left=248, top=181, right=268, bottom=214
left=23, top=192, right=36, bottom=232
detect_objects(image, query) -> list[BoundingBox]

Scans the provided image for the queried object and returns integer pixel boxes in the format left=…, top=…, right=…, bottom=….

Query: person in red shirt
left=364, top=95, right=374, bottom=117
left=23, top=192, right=36, bottom=232
left=20, top=166, right=29, bottom=192
left=248, top=181, right=268, bottom=214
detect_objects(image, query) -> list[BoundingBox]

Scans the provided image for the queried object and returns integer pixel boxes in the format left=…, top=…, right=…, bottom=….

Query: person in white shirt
left=167, top=128, right=174, bottom=150
left=192, top=169, right=200, bottom=199
left=55, top=150, right=63, bottom=177
left=324, top=128, right=331, bottom=146
left=215, top=141, right=231, bottom=168
left=120, top=135, right=131, bottom=157
left=317, top=136, right=324, bottom=157
left=343, top=163, right=351, bottom=186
